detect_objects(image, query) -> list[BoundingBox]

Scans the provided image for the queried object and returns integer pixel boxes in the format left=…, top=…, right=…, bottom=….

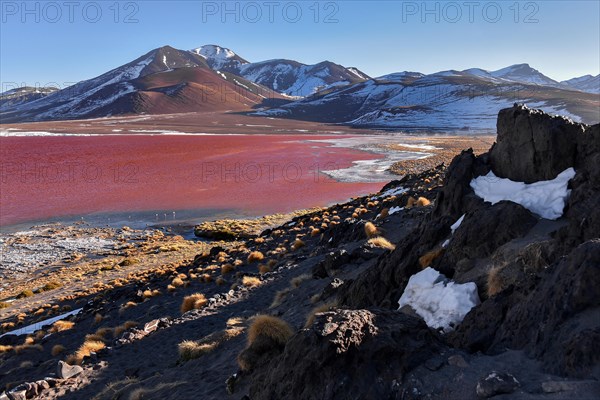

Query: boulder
left=57, top=360, right=83, bottom=379
left=247, top=309, right=444, bottom=400
left=490, top=104, right=585, bottom=183
left=475, top=371, right=520, bottom=398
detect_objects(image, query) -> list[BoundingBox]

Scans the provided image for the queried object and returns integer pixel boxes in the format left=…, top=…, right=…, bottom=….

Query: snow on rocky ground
left=0, top=308, right=82, bottom=338
left=398, top=267, right=480, bottom=332
left=470, top=168, right=576, bottom=220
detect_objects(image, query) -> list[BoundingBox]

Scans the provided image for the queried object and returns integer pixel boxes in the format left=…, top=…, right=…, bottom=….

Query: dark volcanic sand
left=0, top=134, right=383, bottom=227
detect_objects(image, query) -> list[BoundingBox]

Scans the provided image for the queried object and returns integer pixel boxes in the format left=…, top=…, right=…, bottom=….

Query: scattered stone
left=143, top=319, right=160, bottom=333
left=476, top=371, right=520, bottom=398
left=57, top=361, right=83, bottom=379
left=6, top=390, right=26, bottom=400
left=447, top=354, right=469, bottom=368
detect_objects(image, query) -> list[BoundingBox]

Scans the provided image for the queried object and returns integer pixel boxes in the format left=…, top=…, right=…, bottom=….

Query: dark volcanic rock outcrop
left=490, top=104, right=586, bottom=183
left=247, top=309, right=444, bottom=400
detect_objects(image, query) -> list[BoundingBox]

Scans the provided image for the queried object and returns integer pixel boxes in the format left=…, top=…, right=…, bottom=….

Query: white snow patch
left=450, top=214, right=465, bottom=234
left=0, top=308, right=82, bottom=338
left=470, top=168, right=576, bottom=220
left=378, top=186, right=409, bottom=199
left=398, top=267, right=480, bottom=332
left=389, top=206, right=404, bottom=215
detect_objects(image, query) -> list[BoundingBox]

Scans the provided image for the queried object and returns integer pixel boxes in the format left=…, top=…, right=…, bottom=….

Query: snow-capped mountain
left=193, top=45, right=370, bottom=97
left=0, top=46, right=281, bottom=123
left=561, top=74, right=600, bottom=94
left=255, top=66, right=600, bottom=131
left=490, top=63, right=560, bottom=87
left=0, top=86, right=58, bottom=108
left=2, top=44, right=597, bottom=131
left=191, top=44, right=249, bottom=71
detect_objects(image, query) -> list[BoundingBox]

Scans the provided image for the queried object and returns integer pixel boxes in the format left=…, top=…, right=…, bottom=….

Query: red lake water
left=0, top=135, right=386, bottom=228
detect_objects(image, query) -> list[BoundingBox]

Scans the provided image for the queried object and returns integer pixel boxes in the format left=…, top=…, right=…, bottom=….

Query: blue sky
left=1, top=0, right=599, bottom=90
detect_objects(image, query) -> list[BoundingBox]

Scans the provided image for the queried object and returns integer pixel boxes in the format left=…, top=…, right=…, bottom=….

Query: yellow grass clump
left=171, top=277, right=184, bottom=287
left=66, top=340, right=105, bottom=365
left=181, top=293, right=208, bottom=313
left=221, top=263, right=235, bottom=275
left=0, top=345, right=13, bottom=354
left=405, top=197, right=417, bottom=208
left=178, top=328, right=243, bottom=362
left=291, top=239, right=305, bottom=251
left=368, top=237, right=396, bottom=251
left=247, top=315, right=293, bottom=347
left=247, top=251, right=265, bottom=264
left=50, top=320, right=75, bottom=333
left=242, top=276, right=261, bottom=288
left=258, top=265, right=272, bottom=275
left=52, top=344, right=66, bottom=356
left=377, top=208, right=390, bottom=220
left=418, top=248, right=444, bottom=268
left=364, top=222, right=379, bottom=238
left=487, top=265, right=506, bottom=297
left=416, top=197, right=431, bottom=207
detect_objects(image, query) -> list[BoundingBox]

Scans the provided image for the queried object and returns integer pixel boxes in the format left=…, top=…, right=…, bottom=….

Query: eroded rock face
left=490, top=104, right=586, bottom=183
left=247, top=309, right=444, bottom=400
left=453, top=240, right=600, bottom=378
left=441, top=201, right=537, bottom=267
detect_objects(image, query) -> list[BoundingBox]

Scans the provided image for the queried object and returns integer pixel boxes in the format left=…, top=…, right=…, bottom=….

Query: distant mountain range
left=1, top=44, right=598, bottom=130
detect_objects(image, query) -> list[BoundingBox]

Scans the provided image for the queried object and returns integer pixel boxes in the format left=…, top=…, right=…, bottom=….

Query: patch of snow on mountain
left=398, top=267, right=480, bottom=332
left=470, top=167, right=576, bottom=220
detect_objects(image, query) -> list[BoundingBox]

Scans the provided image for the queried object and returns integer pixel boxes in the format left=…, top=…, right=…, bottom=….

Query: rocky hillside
left=0, top=105, right=598, bottom=400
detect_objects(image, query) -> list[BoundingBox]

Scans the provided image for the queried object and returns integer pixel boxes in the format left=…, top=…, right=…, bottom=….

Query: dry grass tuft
left=14, top=344, right=44, bottom=354
left=119, top=301, right=138, bottom=313
left=310, top=228, right=320, bottom=237
left=258, top=265, right=272, bottom=275
left=247, top=315, right=293, bottom=347
left=290, top=273, right=312, bottom=288
left=418, top=248, right=444, bottom=268
left=127, top=382, right=183, bottom=400
left=405, top=196, right=417, bottom=208
left=487, top=265, right=506, bottom=297
left=113, top=321, right=138, bottom=337
left=368, top=237, right=396, bottom=251
left=291, top=239, right=305, bottom=251
left=242, top=276, right=261, bottom=288
left=270, top=288, right=291, bottom=309
left=364, top=222, right=379, bottom=238
left=216, top=276, right=226, bottom=286
left=221, top=263, right=235, bottom=275
left=171, top=277, right=184, bottom=287
left=67, top=340, right=105, bottom=365
left=95, top=327, right=113, bottom=338
left=52, top=344, right=66, bottom=356
left=247, top=251, right=265, bottom=264
left=305, top=301, right=338, bottom=328
left=50, top=320, right=75, bottom=333
left=178, top=327, right=243, bottom=362
left=0, top=345, right=13, bottom=354
left=378, top=208, right=390, bottom=220
left=416, top=197, right=431, bottom=207
left=181, top=293, right=208, bottom=313
left=94, top=313, right=103, bottom=324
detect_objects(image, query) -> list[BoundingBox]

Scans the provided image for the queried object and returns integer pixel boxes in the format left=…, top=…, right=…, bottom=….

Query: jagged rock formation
left=241, top=104, right=600, bottom=398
